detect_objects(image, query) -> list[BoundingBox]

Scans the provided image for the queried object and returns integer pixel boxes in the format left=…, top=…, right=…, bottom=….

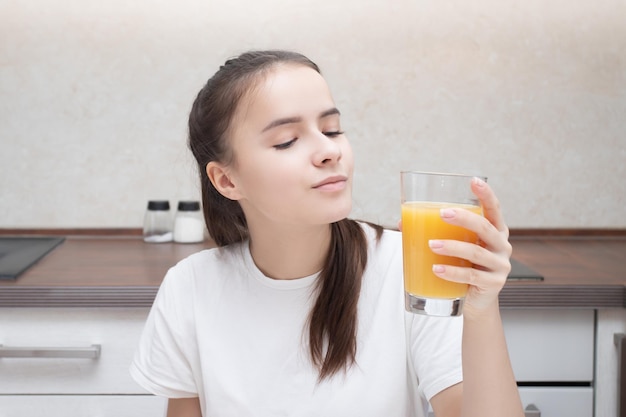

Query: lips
left=312, top=175, right=348, bottom=191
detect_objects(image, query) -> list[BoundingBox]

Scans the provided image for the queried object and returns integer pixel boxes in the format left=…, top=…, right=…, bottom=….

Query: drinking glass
left=401, top=171, right=485, bottom=316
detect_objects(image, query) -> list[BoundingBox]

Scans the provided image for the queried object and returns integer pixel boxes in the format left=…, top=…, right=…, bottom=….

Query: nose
left=312, top=132, right=342, bottom=166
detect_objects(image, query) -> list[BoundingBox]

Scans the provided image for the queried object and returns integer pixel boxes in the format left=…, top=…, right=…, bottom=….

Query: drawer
left=519, top=387, right=593, bottom=417
left=426, top=386, right=593, bottom=417
left=0, top=394, right=166, bottom=417
left=501, top=309, right=594, bottom=382
left=0, top=307, right=149, bottom=394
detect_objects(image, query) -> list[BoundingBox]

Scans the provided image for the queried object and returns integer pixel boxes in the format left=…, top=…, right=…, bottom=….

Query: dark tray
left=508, top=258, right=544, bottom=281
left=0, top=237, right=65, bottom=280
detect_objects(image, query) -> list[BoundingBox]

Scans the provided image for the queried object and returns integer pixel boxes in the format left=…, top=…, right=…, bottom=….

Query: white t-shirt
left=130, top=223, right=463, bottom=417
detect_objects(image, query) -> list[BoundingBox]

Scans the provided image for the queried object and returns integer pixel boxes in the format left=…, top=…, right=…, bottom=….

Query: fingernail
left=440, top=208, right=456, bottom=218
left=432, top=265, right=446, bottom=274
left=429, top=240, right=444, bottom=249
left=473, top=177, right=486, bottom=188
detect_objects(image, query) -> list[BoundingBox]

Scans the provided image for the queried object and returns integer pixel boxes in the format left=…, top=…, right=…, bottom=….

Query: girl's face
left=221, top=64, right=354, bottom=229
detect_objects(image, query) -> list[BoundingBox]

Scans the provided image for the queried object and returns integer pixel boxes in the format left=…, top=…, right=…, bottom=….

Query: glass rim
left=401, top=170, right=487, bottom=181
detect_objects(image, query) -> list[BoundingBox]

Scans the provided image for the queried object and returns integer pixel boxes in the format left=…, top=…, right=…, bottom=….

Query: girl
left=130, top=50, right=524, bottom=417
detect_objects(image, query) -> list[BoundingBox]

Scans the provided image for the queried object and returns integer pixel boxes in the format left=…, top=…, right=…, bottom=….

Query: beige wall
left=1, top=0, right=624, bottom=229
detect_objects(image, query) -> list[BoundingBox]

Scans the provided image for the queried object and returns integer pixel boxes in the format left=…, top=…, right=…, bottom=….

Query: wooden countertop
left=501, top=236, right=625, bottom=308
left=0, top=234, right=624, bottom=308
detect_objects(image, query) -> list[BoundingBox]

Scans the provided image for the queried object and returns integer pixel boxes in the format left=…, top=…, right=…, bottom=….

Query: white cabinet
left=429, top=387, right=595, bottom=417
left=518, top=387, right=594, bottom=417
left=595, top=308, right=626, bottom=417
left=502, top=309, right=595, bottom=417
left=502, top=309, right=595, bottom=382
left=1, top=306, right=618, bottom=417
left=0, top=395, right=166, bottom=417
left=0, top=308, right=166, bottom=416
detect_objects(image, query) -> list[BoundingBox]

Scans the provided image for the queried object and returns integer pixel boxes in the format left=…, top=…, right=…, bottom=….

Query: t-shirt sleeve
left=407, top=312, right=464, bottom=401
left=129, top=265, right=199, bottom=398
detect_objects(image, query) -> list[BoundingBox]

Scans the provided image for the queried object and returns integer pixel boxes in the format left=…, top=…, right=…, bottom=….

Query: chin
left=325, top=201, right=353, bottom=224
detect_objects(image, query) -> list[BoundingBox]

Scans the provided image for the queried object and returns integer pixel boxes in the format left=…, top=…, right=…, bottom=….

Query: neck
left=247, top=222, right=332, bottom=280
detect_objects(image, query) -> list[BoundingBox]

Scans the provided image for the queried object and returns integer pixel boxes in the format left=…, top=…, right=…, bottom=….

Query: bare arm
left=429, top=178, right=524, bottom=417
left=430, top=304, right=523, bottom=417
left=167, top=398, right=202, bottom=417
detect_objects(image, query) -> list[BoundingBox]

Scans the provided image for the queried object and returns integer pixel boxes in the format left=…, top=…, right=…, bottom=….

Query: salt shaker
left=173, top=201, right=205, bottom=243
left=143, top=200, right=173, bottom=243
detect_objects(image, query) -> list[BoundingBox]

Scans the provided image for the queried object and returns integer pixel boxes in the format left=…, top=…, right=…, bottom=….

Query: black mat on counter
left=0, top=237, right=65, bottom=280
left=508, top=258, right=544, bottom=281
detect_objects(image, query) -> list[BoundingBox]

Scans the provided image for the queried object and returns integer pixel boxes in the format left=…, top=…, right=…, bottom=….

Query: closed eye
left=324, top=130, right=344, bottom=138
left=273, top=138, right=297, bottom=150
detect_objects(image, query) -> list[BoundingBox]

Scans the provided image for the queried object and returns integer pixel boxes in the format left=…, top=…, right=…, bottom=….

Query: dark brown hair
left=187, top=50, right=381, bottom=380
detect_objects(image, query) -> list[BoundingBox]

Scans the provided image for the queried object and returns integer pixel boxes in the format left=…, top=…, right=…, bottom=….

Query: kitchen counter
left=0, top=234, right=624, bottom=308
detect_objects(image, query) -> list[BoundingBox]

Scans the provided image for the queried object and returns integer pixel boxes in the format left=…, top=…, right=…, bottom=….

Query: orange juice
left=401, top=201, right=482, bottom=299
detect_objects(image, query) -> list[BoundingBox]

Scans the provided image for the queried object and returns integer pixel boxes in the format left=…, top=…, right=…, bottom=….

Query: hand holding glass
left=401, top=171, right=485, bottom=317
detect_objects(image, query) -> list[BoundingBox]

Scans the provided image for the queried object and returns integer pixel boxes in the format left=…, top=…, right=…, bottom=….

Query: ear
left=206, top=161, right=242, bottom=201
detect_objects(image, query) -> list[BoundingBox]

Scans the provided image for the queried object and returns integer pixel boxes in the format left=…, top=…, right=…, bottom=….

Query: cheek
left=238, top=158, right=302, bottom=199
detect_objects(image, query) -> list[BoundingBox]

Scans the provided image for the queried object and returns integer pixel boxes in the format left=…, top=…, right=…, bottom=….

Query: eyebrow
left=261, top=107, right=341, bottom=133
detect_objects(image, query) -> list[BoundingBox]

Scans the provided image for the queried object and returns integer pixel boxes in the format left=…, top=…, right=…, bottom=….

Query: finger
left=440, top=207, right=512, bottom=254
left=471, top=177, right=508, bottom=236
left=429, top=239, right=511, bottom=273
left=432, top=263, right=507, bottom=289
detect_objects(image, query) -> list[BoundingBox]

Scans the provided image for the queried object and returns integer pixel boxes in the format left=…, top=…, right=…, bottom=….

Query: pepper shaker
left=143, top=200, right=173, bottom=243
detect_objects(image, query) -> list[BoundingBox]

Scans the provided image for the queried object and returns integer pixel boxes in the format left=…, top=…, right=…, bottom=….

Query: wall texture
left=1, top=0, right=625, bottom=228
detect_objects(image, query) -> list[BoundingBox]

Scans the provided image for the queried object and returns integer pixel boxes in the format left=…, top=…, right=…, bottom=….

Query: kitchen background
left=1, top=0, right=624, bottom=230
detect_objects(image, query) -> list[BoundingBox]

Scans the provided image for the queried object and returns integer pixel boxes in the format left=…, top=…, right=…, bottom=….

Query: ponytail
left=309, top=219, right=382, bottom=380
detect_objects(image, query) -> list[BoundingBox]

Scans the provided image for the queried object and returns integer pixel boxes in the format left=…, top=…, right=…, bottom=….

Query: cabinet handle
left=0, top=344, right=101, bottom=359
left=616, top=333, right=626, bottom=417
left=524, top=404, right=541, bottom=417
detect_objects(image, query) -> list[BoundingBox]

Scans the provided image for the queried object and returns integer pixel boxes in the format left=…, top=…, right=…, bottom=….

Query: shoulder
left=173, top=242, right=246, bottom=274
left=357, top=221, right=402, bottom=258
left=356, top=221, right=403, bottom=294
left=158, top=242, right=247, bottom=297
